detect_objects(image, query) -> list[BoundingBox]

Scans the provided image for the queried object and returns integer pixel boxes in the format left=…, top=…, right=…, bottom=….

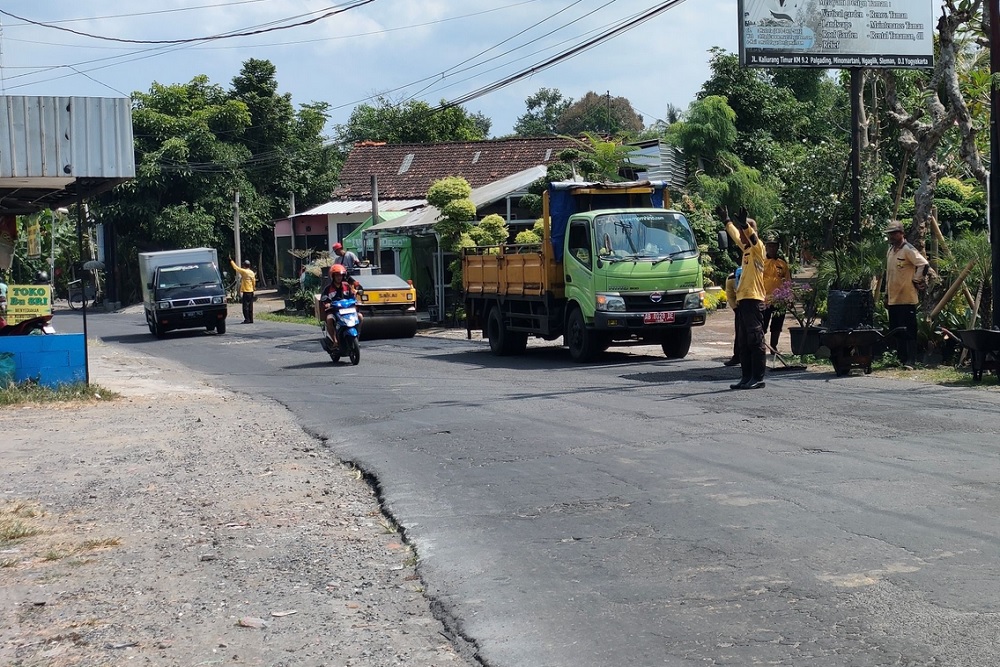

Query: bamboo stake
left=929, top=215, right=977, bottom=311
left=930, top=258, right=977, bottom=319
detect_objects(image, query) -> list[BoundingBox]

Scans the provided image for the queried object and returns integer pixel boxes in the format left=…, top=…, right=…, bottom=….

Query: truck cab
left=139, top=249, right=228, bottom=338
left=563, top=207, right=706, bottom=359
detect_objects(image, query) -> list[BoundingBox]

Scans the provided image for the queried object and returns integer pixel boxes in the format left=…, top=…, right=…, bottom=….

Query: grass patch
left=0, top=519, right=43, bottom=544
left=259, top=311, right=317, bottom=326
left=42, top=550, right=66, bottom=561
left=0, top=501, right=45, bottom=544
left=0, top=557, right=19, bottom=568
left=0, top=381, right=119, bottom=407
left=80, top=537, right=122, bottom=550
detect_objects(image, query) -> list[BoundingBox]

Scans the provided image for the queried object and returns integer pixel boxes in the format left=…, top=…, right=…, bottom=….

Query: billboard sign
left=738, top=0, right=934, bottom=69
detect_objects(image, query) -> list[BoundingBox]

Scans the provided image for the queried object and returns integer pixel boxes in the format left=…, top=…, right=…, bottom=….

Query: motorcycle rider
left=320, top=264, right=361, bottom=349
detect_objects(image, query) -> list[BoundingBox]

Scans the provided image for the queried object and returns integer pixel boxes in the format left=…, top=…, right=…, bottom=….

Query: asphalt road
left=58, top=306, right=1000, bottom=666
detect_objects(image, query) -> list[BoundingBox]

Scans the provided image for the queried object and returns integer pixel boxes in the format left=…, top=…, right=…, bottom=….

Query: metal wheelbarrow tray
left=819, top=328, right=903, bottom=377
left=954, top=329, right=1000, bottom=382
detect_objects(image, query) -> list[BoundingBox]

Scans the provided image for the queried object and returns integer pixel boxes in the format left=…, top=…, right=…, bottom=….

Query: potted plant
left=767, top=279, right=823, bottom=355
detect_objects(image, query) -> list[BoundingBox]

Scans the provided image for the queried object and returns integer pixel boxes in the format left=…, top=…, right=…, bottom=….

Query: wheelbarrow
left=819, top=327, right=905, bottom=377
left=944, top=328, right=1000, bottom=382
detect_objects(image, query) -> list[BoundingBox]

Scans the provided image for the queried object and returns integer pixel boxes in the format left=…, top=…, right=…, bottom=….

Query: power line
left=0, top=0, right=276, bottom=26
left=434, top=0, right=688, bottom=111
left=0, top=1, right=374, bottom=45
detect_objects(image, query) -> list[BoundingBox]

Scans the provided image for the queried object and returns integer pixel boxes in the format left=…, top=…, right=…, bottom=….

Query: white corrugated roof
left=292, top=198, right=425, bottom=217
left=365, top=166, right=547, bottom=235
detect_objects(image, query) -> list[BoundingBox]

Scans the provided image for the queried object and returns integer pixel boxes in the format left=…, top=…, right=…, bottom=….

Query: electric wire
left=0, top=1, right=374, bottom=45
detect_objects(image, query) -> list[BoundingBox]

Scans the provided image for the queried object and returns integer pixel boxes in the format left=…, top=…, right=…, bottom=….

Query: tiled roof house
left=273, top=137, right=579, bottom=291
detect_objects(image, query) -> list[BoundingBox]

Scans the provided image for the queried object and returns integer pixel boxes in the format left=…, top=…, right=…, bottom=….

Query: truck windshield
left=157, top=263, right=220, bottom=289
left=595, top=212, right=697, bottom=260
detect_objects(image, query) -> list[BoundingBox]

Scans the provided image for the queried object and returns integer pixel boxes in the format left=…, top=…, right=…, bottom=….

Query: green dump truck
left=463, top=180, right=707, bottom=362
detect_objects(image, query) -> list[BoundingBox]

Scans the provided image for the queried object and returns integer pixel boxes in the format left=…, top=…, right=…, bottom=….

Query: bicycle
left=68, top=270, right=103, bottom=310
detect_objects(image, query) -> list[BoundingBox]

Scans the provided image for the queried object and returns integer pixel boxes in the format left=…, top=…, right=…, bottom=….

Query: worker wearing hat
left=884, top=220, right=929, bottom=369
left=332, top=242, right=360, bottom=274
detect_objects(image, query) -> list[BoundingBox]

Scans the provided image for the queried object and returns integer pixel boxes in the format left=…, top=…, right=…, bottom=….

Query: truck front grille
left=622, top=293, right=686, bottom=312
left=169, top=297, right=214, bottom=308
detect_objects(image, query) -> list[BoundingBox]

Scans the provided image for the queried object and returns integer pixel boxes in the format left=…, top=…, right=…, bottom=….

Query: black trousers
left=736, top=299, right=767, bottom=381
left=241, top=292, right=255, bottom=323
left=887, top=303, right=917, bottom=365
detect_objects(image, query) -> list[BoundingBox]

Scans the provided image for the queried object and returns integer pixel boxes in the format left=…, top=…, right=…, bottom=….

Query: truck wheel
left=660, top=328, right=692, bottom=359
left=216, top=319, right=226, bottom=335
left=487, top=307, right=514, bottom=356
left=153, top=321, right=166, bottom=339
left=566, top=307, right=598, bottom=362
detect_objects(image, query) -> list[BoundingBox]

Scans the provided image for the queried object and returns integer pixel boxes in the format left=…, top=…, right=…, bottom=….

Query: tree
left=336, top=96, right=490, bottom=146
left=555, top=92, right=643, bottom=137
left=881, top=1, right=986, bottom=252
left=513, top=88, right=572, bottom=137
left=428, top=177, right=477, bottom=291
left=94, top=62, right=340, bottom=303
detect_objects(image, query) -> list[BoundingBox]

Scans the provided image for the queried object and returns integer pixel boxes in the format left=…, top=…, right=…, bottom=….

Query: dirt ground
left=0, top=340, right=479, bottom=667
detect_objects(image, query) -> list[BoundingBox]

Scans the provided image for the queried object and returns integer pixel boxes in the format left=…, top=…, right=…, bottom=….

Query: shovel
left=764, top=341, right=808, bottom=372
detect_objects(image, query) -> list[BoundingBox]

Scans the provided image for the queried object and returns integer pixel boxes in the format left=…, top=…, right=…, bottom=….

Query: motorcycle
left=320, top=295, right=361, bottom=365
left=0, top=314, right=56, bottom=336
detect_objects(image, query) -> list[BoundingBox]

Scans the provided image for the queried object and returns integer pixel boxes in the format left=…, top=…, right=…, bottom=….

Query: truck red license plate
left=644, top=311, right=674, bottom=324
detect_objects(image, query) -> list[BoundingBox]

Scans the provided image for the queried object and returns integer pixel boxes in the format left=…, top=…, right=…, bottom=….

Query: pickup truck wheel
left=660, top=328, right=692, bottom=359
left=487, top=307, right=513, bottom=356
left=215, top=319, right=226, bottom=335
left=566, top=307, right=598, bottom=362
left=153, top=321, right=166, bottom=339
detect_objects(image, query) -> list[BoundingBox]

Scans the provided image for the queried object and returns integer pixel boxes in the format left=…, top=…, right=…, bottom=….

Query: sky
left=0, top=0, right=736, bottom=138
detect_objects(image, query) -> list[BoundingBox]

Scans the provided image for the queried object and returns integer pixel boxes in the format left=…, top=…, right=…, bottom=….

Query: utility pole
left=607, top=90, right=612, bottom=135
left=233, top=189, right=241, bottom=266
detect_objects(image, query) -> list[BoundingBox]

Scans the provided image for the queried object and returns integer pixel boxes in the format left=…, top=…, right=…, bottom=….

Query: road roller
left=352, top=273, right=419, bottom=340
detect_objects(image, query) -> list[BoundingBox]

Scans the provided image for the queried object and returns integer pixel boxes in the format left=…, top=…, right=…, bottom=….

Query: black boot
left=730, top=354, right=751, bottom=390
left=723, top=356, right=740, bottom=367
left=745, top=349, right=767, bottom=390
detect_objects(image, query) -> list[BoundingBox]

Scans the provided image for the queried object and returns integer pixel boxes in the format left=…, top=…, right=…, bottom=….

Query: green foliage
left=469, top=214, right=509, bottom=246
left=427, top=177, right=473, bottom=209
left=933, top=177, right=985, bottom=235
left=513, top=219, right=545, bottom=245
left=555, top=91, right=643, bottom=137
left=93, top=61, right=339, bottom=304
left=336, top=95, right=489, bottom=146
left=428, top=176, right=477, bottom=290
left=513, top=88, right=572, bottom=137
left=815, top=237, right=884, bottom=291
left=665, top=96, right=737, bottom=161
left=675, top=192, right=734, bottom=286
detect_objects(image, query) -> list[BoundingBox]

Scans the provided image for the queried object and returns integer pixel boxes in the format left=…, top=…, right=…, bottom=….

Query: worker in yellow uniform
left=762, top=236, right=790, bottom=353
left=722, top=270, right=739, bottom=367
left=717, top=205, right=767, bottom=390
left=884, top=220, right=929, bottom=369
left=229, top=257, right=257, bottom=324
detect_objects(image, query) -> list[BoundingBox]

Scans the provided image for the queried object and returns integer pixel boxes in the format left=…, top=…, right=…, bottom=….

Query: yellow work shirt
left=763, top=257, right=789, bottom=297
left=885, top=242, right=928, bottom=306
left=726, top=222, right=766, bottom=302
left=230, top=259, right=257, bottom=294
left=724, top=273, right=738, bottom=310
